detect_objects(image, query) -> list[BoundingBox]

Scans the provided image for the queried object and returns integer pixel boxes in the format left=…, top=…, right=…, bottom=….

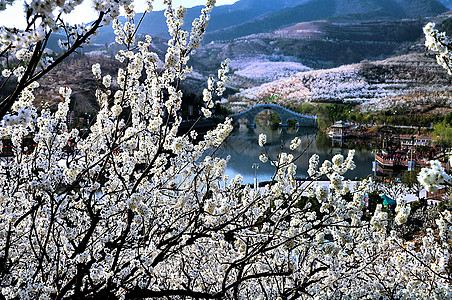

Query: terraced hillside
left=189, top=17, right=438, bottom=77
left=236, top=52, right=452, bottom=115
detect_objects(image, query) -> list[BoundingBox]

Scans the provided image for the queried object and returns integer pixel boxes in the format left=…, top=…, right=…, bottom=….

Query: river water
left=217, top=125, right=375, bottom=184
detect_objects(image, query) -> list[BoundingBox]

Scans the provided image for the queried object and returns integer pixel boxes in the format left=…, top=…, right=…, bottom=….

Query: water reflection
left=218, top=125, right=375, bottom=184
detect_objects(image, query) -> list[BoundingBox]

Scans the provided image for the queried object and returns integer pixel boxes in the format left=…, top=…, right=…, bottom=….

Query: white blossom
left=201, top=107, right=212, bottom=118
left=394, top=198, right=411, bottom=225
left=258, top=133, right=266, bottom=147
left=417, top=160, right=451, bottom=192
left=289, top=136, right=301, bottom=150
left=1, top=69, right=11, bottom=77
left=102, top=74, right=112, bottom=88
left=92, top=63, right=101, bottom=80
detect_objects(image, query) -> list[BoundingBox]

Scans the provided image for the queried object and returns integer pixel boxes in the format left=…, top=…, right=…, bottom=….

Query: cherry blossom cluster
left=0, top=0, right=135, bottom=55
left=394, top=197, right=411, bottom=225
left=424, top=22, right=452, bottom=75
left=417, top=160, right=451, bottom=192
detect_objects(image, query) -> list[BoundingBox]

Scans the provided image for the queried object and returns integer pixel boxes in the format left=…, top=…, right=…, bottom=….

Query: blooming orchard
left=0, top=1, right=450, bottom=299
left=238, top=52, right=452, bottom=113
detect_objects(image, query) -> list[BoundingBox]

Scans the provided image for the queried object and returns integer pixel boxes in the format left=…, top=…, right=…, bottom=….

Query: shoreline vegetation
left=222, top=100, right=452, bottom=143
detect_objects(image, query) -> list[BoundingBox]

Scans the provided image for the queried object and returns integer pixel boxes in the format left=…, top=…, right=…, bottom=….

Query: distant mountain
left=203, top=0, right=448, bottom=42
left=94, top=0, right=309, bottom=43
left=204, top=0, right=311, bottom=32
left=93, top=0, right=447, bottom=44
left=437, top=0, right=452, bottom=9
left=333, top=0, right=447, bottom=18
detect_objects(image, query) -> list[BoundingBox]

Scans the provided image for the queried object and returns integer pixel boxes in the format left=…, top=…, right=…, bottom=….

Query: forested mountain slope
left=92, top=0, right=447, bottom=43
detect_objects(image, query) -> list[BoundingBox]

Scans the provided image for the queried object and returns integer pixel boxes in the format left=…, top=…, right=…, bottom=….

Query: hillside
left=235, top=52, right=452, bottom=115
left=202, top=0, right=447, bottom=42
left=90, top=0, right=447, bottom=45
left=189, top=17, right=433, bottom=82
left=29, top=54, right=208, bottom=114
left=438, top=0, right=452, bottom=9
left=35, top=14, right=452, bottom=116
left=81, top=17, right=436, bottom=76
left=32, top=55, right=122, bottom=113
left=93, top=0, right=309, bottom=43
left=26, top=42, right=452, bottom=118
left=76, top=1, right=450, bottom=81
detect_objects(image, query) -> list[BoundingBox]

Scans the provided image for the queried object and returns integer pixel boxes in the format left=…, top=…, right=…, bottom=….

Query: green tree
left=432, top=121, right=452, bottom=147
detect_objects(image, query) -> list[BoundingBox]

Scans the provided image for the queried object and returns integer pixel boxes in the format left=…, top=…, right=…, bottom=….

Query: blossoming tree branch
left=0, top=0, right=450, bottom=298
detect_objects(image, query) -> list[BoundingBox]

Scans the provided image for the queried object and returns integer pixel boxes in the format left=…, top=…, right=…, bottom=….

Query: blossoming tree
left=0, top=1, right=450, bottom=298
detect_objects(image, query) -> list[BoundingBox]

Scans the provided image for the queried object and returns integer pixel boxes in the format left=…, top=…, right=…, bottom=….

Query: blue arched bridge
left=230, top=103, right=317, bottom=128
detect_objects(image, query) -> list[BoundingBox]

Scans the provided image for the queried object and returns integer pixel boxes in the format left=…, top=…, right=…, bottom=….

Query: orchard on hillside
left=0, top=0, right=450, bottom=298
